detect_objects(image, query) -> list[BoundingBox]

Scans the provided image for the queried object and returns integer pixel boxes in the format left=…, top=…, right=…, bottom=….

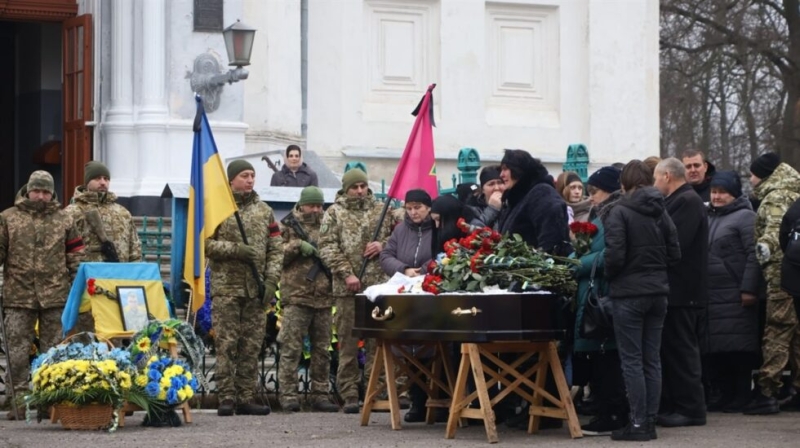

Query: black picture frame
left=116, top=286, right=150, bottom=332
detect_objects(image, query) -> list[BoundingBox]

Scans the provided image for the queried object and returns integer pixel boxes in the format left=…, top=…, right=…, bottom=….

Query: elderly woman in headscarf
left=496, top=149, right=572, bottom=256
left=380, top=189, right=434, bottom=278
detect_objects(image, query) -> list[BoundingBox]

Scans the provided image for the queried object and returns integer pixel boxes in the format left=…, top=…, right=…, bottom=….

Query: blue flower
left=170, top=376, right=183, bottom=389
left=167, top=388, right=179, bottom=405
left=189, top=377, right=198, bottom=391
left=145, top=381, right=161, bottom=397
left=148, top=368, right=162, bottom=382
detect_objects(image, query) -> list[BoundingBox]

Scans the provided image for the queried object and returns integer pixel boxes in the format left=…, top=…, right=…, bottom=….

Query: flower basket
left=54, top=403, right=114, bottom=430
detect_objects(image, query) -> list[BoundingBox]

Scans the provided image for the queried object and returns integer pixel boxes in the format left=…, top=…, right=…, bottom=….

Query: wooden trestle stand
left=361, top=340, right=456, bottom=430
left=445, top=341, right=582, bottom=443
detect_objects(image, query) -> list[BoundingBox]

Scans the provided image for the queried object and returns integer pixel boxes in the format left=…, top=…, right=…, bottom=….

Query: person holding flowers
left=571, top=166, right=628, bottom=436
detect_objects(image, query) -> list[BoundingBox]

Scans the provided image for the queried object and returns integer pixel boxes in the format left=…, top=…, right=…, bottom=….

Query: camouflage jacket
left=63, top=187, right=142, bottom=262
left=206, top=191, right=283, bottom=298
left=318, top=191, right=392, bottom=297
left=0, top=186, right=85, bottom=309
left=753, top=163, right=800, bottom=269
left=279, top=206, right=332, bottom=308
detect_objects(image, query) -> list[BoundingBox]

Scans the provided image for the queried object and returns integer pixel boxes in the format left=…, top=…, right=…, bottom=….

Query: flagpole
left=357, top=198, right=392, bottom=280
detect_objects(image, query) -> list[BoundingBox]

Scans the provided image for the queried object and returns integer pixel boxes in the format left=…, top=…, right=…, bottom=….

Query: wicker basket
left=54, top=403, right=114, bottom=430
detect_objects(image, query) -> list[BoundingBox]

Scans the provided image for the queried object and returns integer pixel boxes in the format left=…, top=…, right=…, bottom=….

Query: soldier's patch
left=321, top=223, right=328, bottom=234
left=269, top=222, right=281, bottom=237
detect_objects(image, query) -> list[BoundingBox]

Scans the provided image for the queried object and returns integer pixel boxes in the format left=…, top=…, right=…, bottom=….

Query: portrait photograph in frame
left=116, top=286, right=150, bottom=332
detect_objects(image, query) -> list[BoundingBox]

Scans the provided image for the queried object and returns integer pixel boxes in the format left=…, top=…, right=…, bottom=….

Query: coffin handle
left=371, top=306, right=394, bottom=321
left=451, top=307, right=482, bottom=316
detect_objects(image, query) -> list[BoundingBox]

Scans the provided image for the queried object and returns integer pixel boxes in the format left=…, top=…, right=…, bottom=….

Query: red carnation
left=87, top=278, right=96, bottom=295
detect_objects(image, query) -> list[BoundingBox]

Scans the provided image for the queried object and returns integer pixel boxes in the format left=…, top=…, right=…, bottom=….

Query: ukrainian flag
left=185, top=95, right=237, bottom=313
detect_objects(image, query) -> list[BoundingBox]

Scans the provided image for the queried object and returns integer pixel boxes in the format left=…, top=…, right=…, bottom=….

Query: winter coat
left=270, top=163, right=319, bottom=187
left=497, top=179, right=572, bottom=256
left=573, top=192, right=623, bottom=353
left=706, top=195, right=760, bottom=354
left=664, top=183, right=709, bottom=307
left=466, top=195, right=501, bottom=229
left=604, top=187, right=681, bottom=299
left=380, top=214, right=434, bottom=275
left=318, top=191, right=393, bottom=297
left=0, top=185, right=85, bottom=309
left=280, top=206, right=332, bottom=308
left=779, top=197, right=800, bottom=296
left=63, top=186, right=142, bottom=262
left=206, top=191, right=284, bottom=298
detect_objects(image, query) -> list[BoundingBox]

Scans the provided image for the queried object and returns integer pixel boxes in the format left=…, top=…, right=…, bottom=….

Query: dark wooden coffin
left=353, top=293, right=565, bottom=342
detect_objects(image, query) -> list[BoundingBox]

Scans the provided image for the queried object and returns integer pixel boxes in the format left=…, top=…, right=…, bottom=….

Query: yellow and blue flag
left=185, top=95, right=237, bottom=313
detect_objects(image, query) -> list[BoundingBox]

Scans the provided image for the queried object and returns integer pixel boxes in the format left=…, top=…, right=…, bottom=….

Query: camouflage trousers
left=758, top=271, right=800, bottom=396
left=213, top=295, right=266, bottom=403
left=277, top=304, right=332, bottom=403
left=2, top=307, right=63, bottom=399
left=334, top=295, right=374, bottom=401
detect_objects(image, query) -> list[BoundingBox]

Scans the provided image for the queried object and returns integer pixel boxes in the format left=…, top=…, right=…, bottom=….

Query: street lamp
left=189, top=19, right=256, bottom=112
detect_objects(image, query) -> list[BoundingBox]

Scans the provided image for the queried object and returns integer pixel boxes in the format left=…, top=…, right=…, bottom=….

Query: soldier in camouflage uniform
left=63, top=161, right=142, bottom=333
left=0, top=171, right=85, bottom=419
left=277, top=186, right=339, bottom=413
left=743, top=153, right=800, bottom=415
left=319, top=169, right=392, bottom=414
left=206, top=160, right=283, bottom=417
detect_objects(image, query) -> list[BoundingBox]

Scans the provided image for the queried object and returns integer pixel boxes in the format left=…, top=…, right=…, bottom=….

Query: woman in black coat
left=496, top=149, right=572, bottom=256
left=705, top=171, right=760, bottom=412
left=603, top=160, right=681, bottom=441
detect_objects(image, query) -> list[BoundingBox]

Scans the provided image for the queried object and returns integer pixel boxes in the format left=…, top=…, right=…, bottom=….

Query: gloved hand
left=235, top=243, right=259, bottom=262
left=756, top=242, right=771, bottom=265
left=263, top=281, right=278, bottom=303
left=299, top=241, right=318, bottom=257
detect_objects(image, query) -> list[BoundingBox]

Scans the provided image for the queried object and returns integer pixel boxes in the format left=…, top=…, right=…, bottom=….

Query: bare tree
left=660, top=0, right=794, bottom=170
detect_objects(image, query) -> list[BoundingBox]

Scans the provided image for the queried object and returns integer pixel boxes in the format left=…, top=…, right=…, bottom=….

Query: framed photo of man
left=116, top=286, right=150, bottom=332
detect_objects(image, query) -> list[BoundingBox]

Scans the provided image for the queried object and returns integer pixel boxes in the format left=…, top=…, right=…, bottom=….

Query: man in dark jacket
left=681, top=149, right=716, bottom=203
left=497, top=149, right=571, bottom=256
left=270, top=145, right=319, bottom=187
left=653, top=158, right=709, bottom=427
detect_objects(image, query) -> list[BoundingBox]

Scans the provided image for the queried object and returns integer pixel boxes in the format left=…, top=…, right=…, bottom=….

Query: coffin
left=353, top=292, right=565, bottom=342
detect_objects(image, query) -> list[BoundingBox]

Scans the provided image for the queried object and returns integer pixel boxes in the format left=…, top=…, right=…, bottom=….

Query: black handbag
left=581, top=255, right=615, bottom=339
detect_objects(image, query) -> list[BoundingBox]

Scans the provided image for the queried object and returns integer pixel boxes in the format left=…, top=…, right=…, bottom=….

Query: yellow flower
left=177, top=389, right=187, bottom=402
left=137, top=338, right=151, bottom=352
left=157, top=390, right=167, bottom=401
left=135, top=375, right=148, bottom=387
left=442, top=257, right=451, bottom=265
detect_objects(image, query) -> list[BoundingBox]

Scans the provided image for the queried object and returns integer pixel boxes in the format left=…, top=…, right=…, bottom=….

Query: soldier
left=64, top=161, right=142, bottom=332
left=743, top=153, right=800, bottom=415
left=319, top=168, right=392, bottom=414
left=206, top=160, right=283, bottom=417
left=277, top=186, right=339, bottom=413
left=0, top=171, right=85, bottom=419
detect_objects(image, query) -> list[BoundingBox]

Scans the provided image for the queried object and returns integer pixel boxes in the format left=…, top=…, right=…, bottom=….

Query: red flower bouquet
left=569, top=221, right=599, bottom=257
left=421, top=218, right=577, bottom=295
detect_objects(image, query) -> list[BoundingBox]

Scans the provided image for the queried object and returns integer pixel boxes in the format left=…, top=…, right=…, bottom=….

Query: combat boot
left=217, top=399, right=235, bottom=417
left=236, top=400, right=271, bottom=416
left=281, top=398, right=301, bottom=413
left=311, top=397, right=340, bottom=413
left=342, top=397, right=360, bottom=414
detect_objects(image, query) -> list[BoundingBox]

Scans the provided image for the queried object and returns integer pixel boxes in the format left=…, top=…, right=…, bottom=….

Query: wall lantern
left=189, top=19, right=256, bottom=112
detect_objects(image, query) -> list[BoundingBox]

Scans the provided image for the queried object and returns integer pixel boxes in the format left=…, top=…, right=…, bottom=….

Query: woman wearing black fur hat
left=496, top=149, right=572, bottom=256
left=466, top=165, right=505, bottom=228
